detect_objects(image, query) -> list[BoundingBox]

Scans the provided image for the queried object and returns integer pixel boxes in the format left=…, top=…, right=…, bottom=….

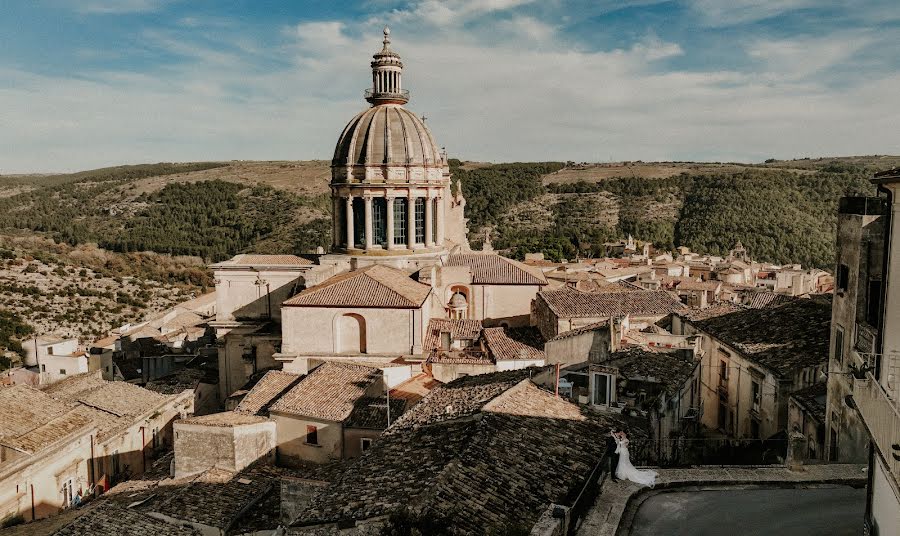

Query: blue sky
left=1, top=0, right=899, bottom=172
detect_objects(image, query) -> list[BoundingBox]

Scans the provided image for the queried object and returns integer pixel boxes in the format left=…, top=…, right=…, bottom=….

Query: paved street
left=575, top=464, right=867, bottom=536
left=629, top=487, right=865, bottom=536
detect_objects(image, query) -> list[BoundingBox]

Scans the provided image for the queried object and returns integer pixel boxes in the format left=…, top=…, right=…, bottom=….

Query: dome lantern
left=365, top=27, right=409, bottom=106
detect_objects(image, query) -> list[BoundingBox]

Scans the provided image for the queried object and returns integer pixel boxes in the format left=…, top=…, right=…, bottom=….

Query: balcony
left=852, top=353, right=900, bottom=483
left=364, top=88, right=409, bottom=103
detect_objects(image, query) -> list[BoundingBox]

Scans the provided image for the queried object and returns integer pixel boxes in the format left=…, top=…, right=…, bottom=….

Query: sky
left=1, top=0, right=899, bottom=172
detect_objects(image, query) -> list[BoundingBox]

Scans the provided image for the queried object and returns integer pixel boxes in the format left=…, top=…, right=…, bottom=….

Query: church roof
left=211, top=254, right=313, bottom=268
left=445, top=253, right=548, bottom=285
left=423, top=318, right=484, bottom=354
left=332, top=105, right=442, bottom=169
left=283, top=265, right=431, bottom=309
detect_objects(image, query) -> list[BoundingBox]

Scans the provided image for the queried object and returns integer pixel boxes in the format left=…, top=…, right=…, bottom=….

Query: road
left=629, top=487, right=865, bottom=536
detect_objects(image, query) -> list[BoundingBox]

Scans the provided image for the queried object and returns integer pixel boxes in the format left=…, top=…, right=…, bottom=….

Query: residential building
left=532, top=286, right=685, bottom=340
left=788, top=382, right=827, bottom=462
left=0, top=372, right=192, bottom=523
left=422, top=319, right=545, bottom=382
left=672, top=298, right=831, bottom=441
left=825, top=195, right=887, bottom=464
left=292, top=370, right=617, bottom=533
left=840, top=169, right=900, bottom=535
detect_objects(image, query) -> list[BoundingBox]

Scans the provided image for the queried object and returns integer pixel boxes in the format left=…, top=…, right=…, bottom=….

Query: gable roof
left=295, top=374, right=613, bottom=533
left=444, top=253, right=547, bottom=285
left=235, top=370, right=304, bottom=416
left=688, top=297, right=832, bottom=379
left=0, top=385, right=94, bottom=454
left=538, top=287, right=685, bottom=318
left=746, top=291, right=795, bottom=309
left=52, top=502, right=201, bottom=536
left=269, top=362, right=381, bottom=422
left=283, top=265, right=431, bottom=309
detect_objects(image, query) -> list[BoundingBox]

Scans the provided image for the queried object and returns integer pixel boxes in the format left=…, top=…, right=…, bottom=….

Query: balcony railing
left=852, top=353, right=900, bottom=483
left=364, top=88, right=409, bottom=101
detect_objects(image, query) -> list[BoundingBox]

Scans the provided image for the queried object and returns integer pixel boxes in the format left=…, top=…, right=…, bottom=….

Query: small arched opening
left=336, top=313, right=367, bottom=354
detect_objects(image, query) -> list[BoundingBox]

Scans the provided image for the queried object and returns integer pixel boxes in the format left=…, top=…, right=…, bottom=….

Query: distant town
left=0, top=26, right=897, bottom=536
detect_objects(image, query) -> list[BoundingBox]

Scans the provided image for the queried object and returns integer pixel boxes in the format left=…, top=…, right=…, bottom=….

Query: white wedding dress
left=615, top=437, right=658, bottom=487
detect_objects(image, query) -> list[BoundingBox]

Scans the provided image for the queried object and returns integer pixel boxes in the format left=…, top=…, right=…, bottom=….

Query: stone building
left=834, top=169, right=900, bottom=535
left=532, top=286, right=685, bottom=340
left=292, top=370, right=617, bottom=533
left=671, top=298, right=831, bottom=441
left=0, top=372, right=192, bottom=523
left=824, top=196, right=887, bottom=464
left=268, top=362, right=401, bottom=465
left=422, top=319, right=545, bottom=382
left=787, top=382, right=827, bottom=462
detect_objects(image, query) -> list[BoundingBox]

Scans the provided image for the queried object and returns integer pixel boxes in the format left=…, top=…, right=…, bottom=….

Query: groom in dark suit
left=604, top=428, right=620, bottom=482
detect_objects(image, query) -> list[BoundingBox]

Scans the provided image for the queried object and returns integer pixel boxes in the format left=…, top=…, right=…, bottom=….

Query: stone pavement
left=575, top=464, right=867, bottom=536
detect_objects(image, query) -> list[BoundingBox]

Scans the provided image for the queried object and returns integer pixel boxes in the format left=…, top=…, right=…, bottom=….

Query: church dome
left=332, top=105, right=442, bottom=168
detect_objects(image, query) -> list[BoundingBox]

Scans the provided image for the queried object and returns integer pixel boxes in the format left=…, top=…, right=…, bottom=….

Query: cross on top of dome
left=366, top=27, right=409, bottom=105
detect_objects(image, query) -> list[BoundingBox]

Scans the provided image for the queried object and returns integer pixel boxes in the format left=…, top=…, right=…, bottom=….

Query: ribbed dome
left=332, top=104, right=442, bottom=169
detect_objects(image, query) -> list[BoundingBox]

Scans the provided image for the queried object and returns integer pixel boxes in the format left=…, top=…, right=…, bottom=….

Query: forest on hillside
left=461, top=162, right=876, bottom=267
left=0, top=158, right=888, bottom=269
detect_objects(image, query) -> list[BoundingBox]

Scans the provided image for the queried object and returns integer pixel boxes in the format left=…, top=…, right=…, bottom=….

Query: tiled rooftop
left=482, top=327, right=545, bottom=361
left=213, top=254, right=313, bottom=267
left=179, top=412, right=271, bottom=427
left=52, top=502, right=201, bottom=536
left=790, top=382, right=827, bottom=424
left=746, top=291, right=796, bottom=309
left=283, top=265, right=430, bottom=309
left=344, top=396, right=408, bottom=429
left=538, top=287, right=685, bottom=319
left=604, top=347, right=698, bottom=399
left=547, top=320, right=610, bottom=342
left=295, top=373, right=615, bottom=533
left=235, top=369, right=303, bottom=416
left=688, top=297, right=832, bottom=379
left=444, top=253, right=547, bottom=285
left=676, top=302, right=745, bottom=322
left=675, top=280, right=722, bottom=292
left=269, top=362, right=381, bottom=422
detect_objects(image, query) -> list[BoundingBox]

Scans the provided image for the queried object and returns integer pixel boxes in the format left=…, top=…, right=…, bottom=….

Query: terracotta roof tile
left=746, top=291, right=795, bottom=309
left=53, top=502, right=202, bottom=536
left=444, top=253, right=547, bottom=285
left=344, top=396, right=407, bottom=429
left=283, top=265, right=430, bottom=308
left=296, top=374, right=616, bottom=533
left=235, top=370, right=304, bottom=416
left=481, top=327, right=545, bottom=361
left=538, top=287, right=685, bottom=318
left=688, top=297, right=831, bottom=378
left=269, top=362, right=381, bottom=421
left=215, top=254, right=313, bottom=267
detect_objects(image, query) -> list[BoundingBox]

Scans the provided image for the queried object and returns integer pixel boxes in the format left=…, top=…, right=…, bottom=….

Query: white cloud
left=1, top=3, right=898, bottom=172
left=685, top=0, right=820, bottom=26
left=69, top=0, right=173, bottom=14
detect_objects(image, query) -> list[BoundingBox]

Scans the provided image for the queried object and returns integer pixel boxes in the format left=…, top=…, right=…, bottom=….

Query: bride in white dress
left=614, top=432, right=658, bottom=487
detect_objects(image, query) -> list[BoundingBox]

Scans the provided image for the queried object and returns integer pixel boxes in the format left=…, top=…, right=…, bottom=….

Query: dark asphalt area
left=629, top=486, right=865, bottom=536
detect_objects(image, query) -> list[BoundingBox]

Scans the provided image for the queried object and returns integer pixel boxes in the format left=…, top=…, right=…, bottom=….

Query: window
left=866, top=278, right=882, bottom=326
left=111, top=450, right=121, bottom=476
left=59, top=368, right=67, bottom=375
left=414, top=197, right=425, bottom=244
left=352, top=198, right=365, bottom=247
left=750, top=419, right=760, bottom=439
left=361, top=438, right=373, bottom=451
left=152, top=427, right=160, bottom=449
left=393, top=197, right=407, bottom=245
left=834, top=326, right=844, bottom=364
left=373, top=197, right=387, bottom=246
left=41, top=364, right=46, bottom=372
left=719, top=360, right=728, bottom=388
left=432, top=198, right=438, bottom=244
left=306, top=425, right=318, bottom=446
left=62, top=478, right=74, bottom=507
left=751, top=380, right=761, bottom=412
left=836, top=264, right=849, bottom=293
